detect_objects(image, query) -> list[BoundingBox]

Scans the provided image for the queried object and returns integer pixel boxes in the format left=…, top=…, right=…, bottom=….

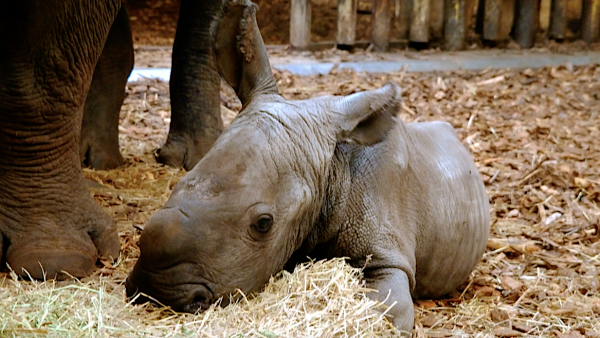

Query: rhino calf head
left=126, top=0, right=395, bottom=310
left=126, top=0, right=489, bottom=331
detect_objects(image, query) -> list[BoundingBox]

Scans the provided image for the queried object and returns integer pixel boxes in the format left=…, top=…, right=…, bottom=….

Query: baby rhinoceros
left=126, top=0, right=489, bottom=332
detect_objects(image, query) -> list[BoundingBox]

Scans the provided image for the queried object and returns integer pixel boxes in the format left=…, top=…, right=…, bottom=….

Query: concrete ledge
left=128, top=50, right=600, bottom=81
left=128, top=68, right=172, bottom=82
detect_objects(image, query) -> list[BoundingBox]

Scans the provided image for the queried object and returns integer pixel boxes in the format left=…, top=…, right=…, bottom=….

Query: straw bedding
left=1, top=64, right=599, bottom=337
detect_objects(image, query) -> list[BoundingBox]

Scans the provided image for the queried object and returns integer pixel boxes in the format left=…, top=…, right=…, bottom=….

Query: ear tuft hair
left=216, top=0, right=278, bottom=106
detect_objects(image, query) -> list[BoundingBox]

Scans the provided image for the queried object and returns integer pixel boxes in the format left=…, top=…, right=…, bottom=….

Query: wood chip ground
left=1, top=65, right=599, bottom=337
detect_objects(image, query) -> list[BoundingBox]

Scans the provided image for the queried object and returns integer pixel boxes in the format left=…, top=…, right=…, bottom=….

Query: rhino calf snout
left=126, top=201, right=224, bottom=312
left=126, top=274, right=214, bottom=313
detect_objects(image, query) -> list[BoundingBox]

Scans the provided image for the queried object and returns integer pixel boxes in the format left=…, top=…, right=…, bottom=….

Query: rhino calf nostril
left=184, top=297, right=205, bottom=313
left=183, top=291, right=212, bottom=313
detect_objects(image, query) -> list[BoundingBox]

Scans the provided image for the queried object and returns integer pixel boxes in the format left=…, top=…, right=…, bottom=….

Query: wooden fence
left=290, top=0, right=600, bottom=51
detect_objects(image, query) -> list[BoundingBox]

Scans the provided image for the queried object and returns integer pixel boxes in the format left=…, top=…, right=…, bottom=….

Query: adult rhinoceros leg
left=0, top=0, right=122, bottom=280
left=80, top=4, right=134, bottom=170
left=156, top=0, right=226, bottom=170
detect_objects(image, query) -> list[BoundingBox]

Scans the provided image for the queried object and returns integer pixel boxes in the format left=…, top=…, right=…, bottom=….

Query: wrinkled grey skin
left=80, top=4, right=133, bottom=170
left=0, top=0, right=228, bottom=280
left=81, top=0, right=229, bottom=171
left=126, top=0, right=490, bottom=331
left=0, top=0, right=123, bottom=280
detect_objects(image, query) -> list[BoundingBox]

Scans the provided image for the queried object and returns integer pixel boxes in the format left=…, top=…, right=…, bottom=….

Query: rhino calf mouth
left=125, top=273, right=215, bottom=313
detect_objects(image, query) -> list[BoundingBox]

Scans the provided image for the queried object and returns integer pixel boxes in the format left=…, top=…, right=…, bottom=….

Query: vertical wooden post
left=567, top=0, right=583, bottom=22
left=337, top=0, right=358, bottom=47
left=582, top=0, right=600, bottom=42
left=483, top=0, right=515, bottom=41
left=549, top=0, right=568, bottom=39
left=372, top=0, right=392, bottom=51
left=483, top=0, right=501, bottom=40
left=430, top=0, right=445, bottom=39
left=465, top=0, right=479, bottom=37
left=500, top=0, right=515, bottom=38
left=397, top=0, right=414, bottom=40
left=290, top=0, right=311, bottom=49
left=410, top=0, right=431, bottom=42
left=444, top=0, right=466, bottom=50
left=539, top=0, right=551, bottom=31
left=514, top=0, right=540, bottom=48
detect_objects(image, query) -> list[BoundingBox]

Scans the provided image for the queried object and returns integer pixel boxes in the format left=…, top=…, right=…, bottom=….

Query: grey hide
left=126, top=0, right=490, bottom=333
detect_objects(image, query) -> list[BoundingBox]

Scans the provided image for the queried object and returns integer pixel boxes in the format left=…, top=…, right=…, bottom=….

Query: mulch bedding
left=2, top=64, right=600, bottom=337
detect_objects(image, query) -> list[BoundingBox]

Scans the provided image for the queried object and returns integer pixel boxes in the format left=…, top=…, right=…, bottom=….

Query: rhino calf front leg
left=365, top=268, right=414, bottom=334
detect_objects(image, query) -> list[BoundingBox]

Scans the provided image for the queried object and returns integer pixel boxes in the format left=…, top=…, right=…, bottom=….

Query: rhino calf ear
left=336, top=83, right=401, bottom=145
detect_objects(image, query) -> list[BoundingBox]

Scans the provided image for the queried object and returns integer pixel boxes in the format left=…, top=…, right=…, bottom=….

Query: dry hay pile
left=0, top=258, right=393, bottom=337
left=1, top=63, right=600, bottom=337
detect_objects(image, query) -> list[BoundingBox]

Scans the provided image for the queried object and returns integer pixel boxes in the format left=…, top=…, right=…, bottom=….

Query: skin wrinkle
left=262, top=126, right=282, bottom=180
left=263, top=103, right=333, bottom=188
left=315, top=140, right=417, bottom=270
left=259, top=110, right=311, bottom=179
left=300, top=148, right=349, bottom=254
left=2, top=123, right=75, bottom=156
left=294, top=109, right=330, bottom=170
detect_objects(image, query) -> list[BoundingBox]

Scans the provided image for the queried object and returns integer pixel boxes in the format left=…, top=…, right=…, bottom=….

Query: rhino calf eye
left=252, top=215, right=273, bottom=233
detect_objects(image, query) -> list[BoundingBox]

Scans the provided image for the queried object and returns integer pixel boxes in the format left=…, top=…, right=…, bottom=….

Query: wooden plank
left=430, top=0, right=445, bottom=39
left=372, top=0, right=392, bottom=51
left=567, top=0, right=583, bottom=38
left=290, top=0, right=311, bottom=49
left=444, top=0, right=467, bottom=50
left=410, top=0, right=431, bottom=42
left=499, top=0, right=515, bottom=38
left=582, top=0, right=600, bottom=42
left=483, top=0, right=515, bottom=41
left=337, top=0, right=358, bottom=46
left=465, top=0, right=479, bottom=37
left=514, top=0, right=540, bottom=48
left=549, top=0, right=568, bottom=39
left=567, top=0, right=583, bottom=21
left=539, top=0, right=551, bottom=31
left=397, top=0, right=414, bottom=41
left=483, top=0, right=501, bottom=40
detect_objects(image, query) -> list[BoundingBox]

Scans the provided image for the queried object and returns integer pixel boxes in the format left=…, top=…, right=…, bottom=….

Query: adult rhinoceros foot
left=80, top=132, right=124, bottom=170
left=0, top=180, right=120, bottom=280
left=156, top=128, right=221, bottom=171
